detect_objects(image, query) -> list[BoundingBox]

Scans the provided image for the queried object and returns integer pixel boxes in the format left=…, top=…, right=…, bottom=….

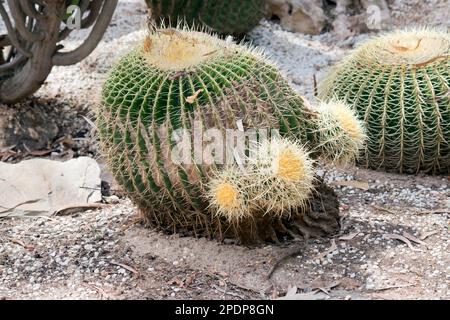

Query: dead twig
left=313, top=74, right=318, bottom=97
left=8, top=238, right=35, bottom=251
left=267, top=241, right=308, bottom=280
left=383, top=234, right=424, bottom=252
left=371, top=283, right=415, bottom=292
left=312, top=281, right=340, bottom=296
left=109, top=261, right=140, bottom=277
left=419, top=231, right=438, bottom=241
left=338, top=232, right=360, bottom=241
left=371, top=205, right=397, bottom=215
left=186, top=89, right=203, bottom=104
left=82, top=283, right=108, bottom=299
left=54, top=203, right=108, bottom=216
left=402, top=232, right=428, bottom=247
left=212, top=284, right=245, bottom=299
left=0, top=199, right=42, bottom=214
left=226, top=280, right=257, bottom=293
left=315, top=239, right=337, bottom=261
left=415, top=208, right=450, bottom=215
left=120, top=215, right=143, bottom=232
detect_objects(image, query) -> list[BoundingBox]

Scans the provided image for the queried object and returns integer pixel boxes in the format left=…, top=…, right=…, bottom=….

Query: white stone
left=0, top=157, right=101, bottom=217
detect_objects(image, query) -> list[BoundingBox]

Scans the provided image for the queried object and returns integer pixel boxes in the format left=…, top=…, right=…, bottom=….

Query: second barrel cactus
left=145, top=0, right=266, bottom=36
left=319, top=28, right=450, bottom=174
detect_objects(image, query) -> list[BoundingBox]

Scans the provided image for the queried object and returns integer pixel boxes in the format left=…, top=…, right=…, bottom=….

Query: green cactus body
left=145, top=0, right=266, bottom=36
left=319, top=29, right=450, bottom=174
left=98, top=29, right=326, bottom=242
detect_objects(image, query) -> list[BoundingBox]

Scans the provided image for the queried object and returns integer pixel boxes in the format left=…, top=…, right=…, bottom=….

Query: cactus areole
left=99, top=29, right=341, bottom=243
left=319, top=29, right=450, bottom=174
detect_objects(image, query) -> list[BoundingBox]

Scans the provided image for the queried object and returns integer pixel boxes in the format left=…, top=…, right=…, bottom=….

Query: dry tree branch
left=0, top=0, right=118, bottom=103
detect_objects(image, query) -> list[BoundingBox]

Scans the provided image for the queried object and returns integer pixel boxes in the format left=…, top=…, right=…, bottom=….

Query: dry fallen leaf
left=371, top=283, right=415, bottom=291
left=109, top=261, right=140, bottom=276
left=402, top=232, right=428, bottom=247
left=419, top=231, right=438, bottom=241
left=218, top=280, right=226, bottom=287
left=285, top=285, right=298, bottom=298
left=330, top=180, right=370, bottom=190
left=383, top=234, right=424, bottom=252
left=339, top=232, right=360, bottom=241
left=271, top=288, right=279, bottom=300
left=212, top=285, right=244, bottom=299
left=340, top=277, right=362, bottom=290
left=315, top=239, right=337, bottom=261
left=185, top=273, right=195, bottom=287
left=371, top=205, right=397, bottom=214
left=26, top=149, right=54, bottom=157
left=215, top=271, right=229, bottom=278
left=416, top=208, right=450, bottom=215
left=82, top=283, right=108, bottom=299
left=186, top=89, right=204, bottom=104
left=9, top=238, right=35, bottom=251
left=54, top=203, right=108, bottom=216
left=168, top=276, right=184, bottom=287
left=277, top=291, right=328, bottom=300
left=313, top=280, right=341, bottom=295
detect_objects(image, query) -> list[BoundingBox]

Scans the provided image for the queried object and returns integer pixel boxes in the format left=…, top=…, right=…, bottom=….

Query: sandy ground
left=0, top=0, right=449, bottom=300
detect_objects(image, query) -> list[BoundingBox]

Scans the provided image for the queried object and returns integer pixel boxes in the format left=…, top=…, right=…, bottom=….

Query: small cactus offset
left=207, top=138, right=340, bottom=242
left=319, top=28, right=450, bottom=174
left=208, top=139, right=316, bottom=219
left=145, top=0, right=266, bottom=36
left=310, top=100, right=366, bottom=165
left=98, top=27, right=362, bottom=243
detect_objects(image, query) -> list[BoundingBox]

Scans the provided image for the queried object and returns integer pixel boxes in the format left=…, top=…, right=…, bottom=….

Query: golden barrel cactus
left=320, top=28, right=450, bottom=174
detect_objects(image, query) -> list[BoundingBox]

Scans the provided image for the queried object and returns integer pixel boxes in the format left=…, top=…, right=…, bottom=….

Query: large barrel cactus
left=145, top=0, right=266, bottom=36
left=98, top=28, right=363, bottom=243
left=319, top=28, right=450, bottom=174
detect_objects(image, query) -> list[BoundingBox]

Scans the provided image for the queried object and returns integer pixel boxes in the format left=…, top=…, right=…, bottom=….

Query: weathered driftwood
left=0, top=0, right=118, bottom=103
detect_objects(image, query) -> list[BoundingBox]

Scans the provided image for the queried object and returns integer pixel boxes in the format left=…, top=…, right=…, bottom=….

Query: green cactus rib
left=98, top=31, right=325, bottom=241
left=145, top=0, right=266, bottom=36
left=319, top=29, right=450, bottom=174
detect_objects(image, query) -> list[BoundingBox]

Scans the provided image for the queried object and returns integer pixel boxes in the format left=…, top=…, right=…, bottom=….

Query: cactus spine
left=145, top=0, right=266, bottom=36
left=319, top=28, right=450, bottom=174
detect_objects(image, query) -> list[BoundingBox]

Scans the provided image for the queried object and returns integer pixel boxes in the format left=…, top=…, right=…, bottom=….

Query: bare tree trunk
left=0, top=1, right=64, bottom=103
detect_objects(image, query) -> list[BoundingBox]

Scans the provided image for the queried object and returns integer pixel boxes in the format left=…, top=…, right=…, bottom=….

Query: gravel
left=0, top=0, right=449, bottom=300
left=1, top=166, right=448, bottom=299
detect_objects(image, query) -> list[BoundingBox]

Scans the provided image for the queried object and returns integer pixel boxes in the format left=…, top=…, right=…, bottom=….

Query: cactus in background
left=145, top=0, right=266, bottom=36
left=98, top=27, right=357, bottom=243
left=319, top=28, right=450, bottom=174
